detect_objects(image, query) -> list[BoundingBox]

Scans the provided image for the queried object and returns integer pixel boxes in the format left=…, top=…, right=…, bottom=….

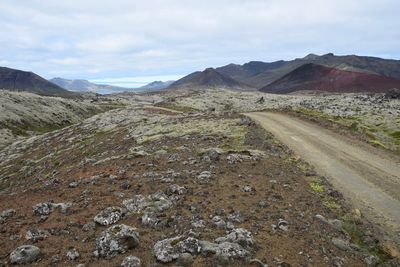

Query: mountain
left=50, top=77, right=129, bottom=93
left=140, top=80, right=174, bottom=91
left=260, top=63, right=400, bottom=94
left=216, top=53, right=400, bottom=89
left=168, top=68, right=254, bottom=90
left=0, top=67, right=73, bottom=97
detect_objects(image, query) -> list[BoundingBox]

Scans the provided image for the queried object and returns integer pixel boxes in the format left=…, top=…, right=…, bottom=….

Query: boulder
left=10, top=245, right=41, bottom=264
left=94, top=224, right=140, bottom=258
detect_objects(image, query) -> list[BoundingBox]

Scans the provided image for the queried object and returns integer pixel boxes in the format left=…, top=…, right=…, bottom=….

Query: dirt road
left=245, top=112, right=400, bottom=243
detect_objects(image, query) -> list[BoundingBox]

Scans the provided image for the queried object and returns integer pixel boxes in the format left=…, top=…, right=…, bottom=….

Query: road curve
left=245, top=112, right=400, bottom=243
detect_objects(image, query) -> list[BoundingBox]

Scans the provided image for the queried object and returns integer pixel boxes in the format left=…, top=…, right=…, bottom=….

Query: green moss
left=155, top=102, right=198, bottom=113
left=310, top=181, right=324, bottom=193
left=390, top=131, right=400, bottom=140
left=323, top=198, right=340, bottom=209
left=370, top=139, right=388, bottom=149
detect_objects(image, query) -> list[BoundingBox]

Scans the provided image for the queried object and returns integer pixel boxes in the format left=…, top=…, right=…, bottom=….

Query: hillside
left=0, top=90, right=105, bottom=149
left=260, top=63, right=400, bottom=94
left=169, top=68, right=254, bottom=90
left=0, top=67, right=73, bottom=97
left=50, top=78, right=129, bottom=93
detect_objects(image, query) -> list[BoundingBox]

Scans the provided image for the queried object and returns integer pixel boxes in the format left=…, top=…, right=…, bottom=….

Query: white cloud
left=0, top=0, right=399, bottom=81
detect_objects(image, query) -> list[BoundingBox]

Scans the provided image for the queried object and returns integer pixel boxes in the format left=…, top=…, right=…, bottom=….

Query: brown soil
left=0, top=112, right=391, bottom=266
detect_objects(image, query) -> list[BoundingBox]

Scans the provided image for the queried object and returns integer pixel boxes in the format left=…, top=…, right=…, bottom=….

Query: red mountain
left=260, top=63, right=400, bottom=94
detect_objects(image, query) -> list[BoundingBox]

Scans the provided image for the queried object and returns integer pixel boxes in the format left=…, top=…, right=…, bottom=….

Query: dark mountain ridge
left=0, top=67, right=73, bottom=97
left=169, top=68, right=254, bottom=90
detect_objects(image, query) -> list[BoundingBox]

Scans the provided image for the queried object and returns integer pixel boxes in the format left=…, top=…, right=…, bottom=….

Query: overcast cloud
left=0, top=0, right=399, bottom=86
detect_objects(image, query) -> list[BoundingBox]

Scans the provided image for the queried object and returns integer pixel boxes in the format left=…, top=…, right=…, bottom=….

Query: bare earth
left=245, top=112, right=400, bottom=245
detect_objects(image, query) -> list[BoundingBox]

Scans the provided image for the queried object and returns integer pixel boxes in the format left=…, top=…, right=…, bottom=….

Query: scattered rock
left=211, top=216, right=227, bottom=229
left=153, top=236, right=201, bottom=263
left=201, top=148, right=221, bottom=162
left=25, top=229, right=49, bottom=242
left=69, top=181, right=79, bottom=188
left=121, top=255, right=142, bottom=267
left=10, top=245, right=41, bottom=264
left=0, top=208, right=15, bottom=222
left=196, top=171, right=213, bottom=183
left=141, top=212, right=160, bottom=228
left=241, top=185, right=254, bottom=192
left=123, top=192, right=173, bottom=213
left=170, top=184, right=186, bottom=195
left=66, top=248, right=80, bottom=260
left=94, top=206, right=126, bottom=226
left=32, top=202, right=54, bottom=216
left=215, top=228, right=255, bottom=249
left=94, top=224, right=140, bottom=258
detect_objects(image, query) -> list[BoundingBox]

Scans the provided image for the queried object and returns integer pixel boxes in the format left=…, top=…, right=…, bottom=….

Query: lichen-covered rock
left=0, top=208, right=15, bottom=222
left=169, top=184, right=186, bottom=195
left=25, top=229, right=49, bottom=242
left=141, top=212, right=160, bottom=228
left=32, top=202, right=54, bottom=216
left=196, top=171, right=212, bottom=183
left=215, top=228, right=254, bottom=249
left=10, top=245, right=41, bottom=264
left=94, top=224, right=140, bottom=258
left=121, top=255, right=142, bottom=267
left=200, top=241, right=250, bottom=263
left=94, top=206, right=126, bottom=226
left=153, top=236, right=201, bottom=263
left=123, top=192, right=173, bottom=213
left=211, top=216, right=226, bottom=229
left=66, top=248, right=80, bottom=260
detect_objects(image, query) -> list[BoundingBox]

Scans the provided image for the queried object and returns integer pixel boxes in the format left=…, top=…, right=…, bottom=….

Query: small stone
left=211, top=216, right=226, bottom=229
left=82, top=222, right=96, bottom=232
left=66, top=248, right=80, bottom=260
left=0, top=209, right=15, bottom=222
left=69, top=181, right=79, bottom=188
left=278, top=219, right=289, bottom=231
left=121, top=255, right=142, bottom=267
left=25, top=229, right=49, bottom=242
left=10, top=245, right=41, bottom=264
left=32, top=202, right=53, bottom=216
left=170, top=184, right=186, bottom=195
left=258, top=200, right=268, bottom=208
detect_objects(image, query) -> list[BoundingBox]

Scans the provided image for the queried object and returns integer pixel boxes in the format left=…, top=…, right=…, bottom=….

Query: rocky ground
left=0, top=89, right=399, bottom=266
left=159, top=89, right=400, bottom=152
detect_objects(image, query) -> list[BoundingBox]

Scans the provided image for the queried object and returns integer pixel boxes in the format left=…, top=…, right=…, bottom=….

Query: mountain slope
left=169, top=68, right=254, bottom=90
left=260, top=63, right=400, bottom=94
left=50, top=77, right=129, bottom=92
left=0, top=67, right=73, bottom=97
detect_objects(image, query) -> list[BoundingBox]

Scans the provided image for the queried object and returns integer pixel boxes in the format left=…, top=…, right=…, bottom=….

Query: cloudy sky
left=1, top=0, right=399, bottom=87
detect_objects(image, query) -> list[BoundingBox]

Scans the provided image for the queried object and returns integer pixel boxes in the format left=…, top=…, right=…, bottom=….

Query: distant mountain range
left=213, top=53, right=400, bottom=93
left=169, top=53, right=400, bottom=94
left=1, top=53, right=400, bottom=96
left=140, top=80, right=174, bottom=91
left=50, top=78, right=130, bottom=93
left=0, top=67, right=73, bottom=97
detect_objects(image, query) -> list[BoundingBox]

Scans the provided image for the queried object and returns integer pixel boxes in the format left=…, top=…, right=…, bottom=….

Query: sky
left=0, top=0, right=399, bottom=88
